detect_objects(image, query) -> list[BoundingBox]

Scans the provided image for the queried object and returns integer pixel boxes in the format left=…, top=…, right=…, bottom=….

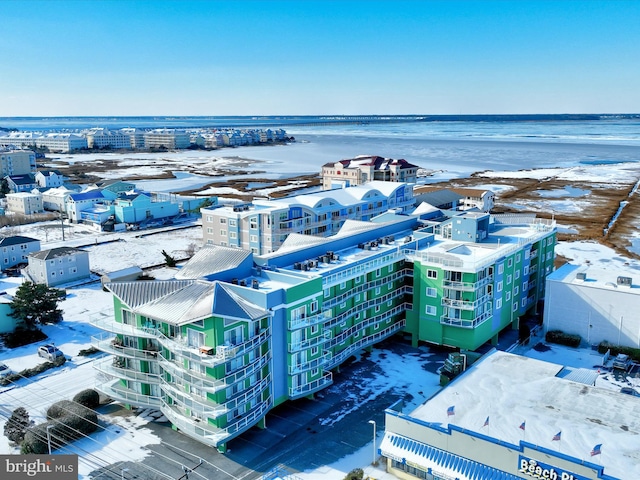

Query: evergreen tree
left=161, top=250, right=177, bottom=267
left=0, top=178, right=10, bottom=198
left=3, top=407, right=30, bottom=444
left=9, top=282, right=65, bottom=329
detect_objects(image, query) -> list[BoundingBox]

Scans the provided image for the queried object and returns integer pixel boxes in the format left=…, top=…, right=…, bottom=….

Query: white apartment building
left=144, top=129, right=191, bottom=150
left=201, top=181, right=415, bottom=255
left=0, top=133, right=87, bottom=153
left=84, top=128, right=132, bottom=150
left=0, top=148, right=35, bottom=176
left=41, top=186, right=73, bottom=212
left=6, top=191, right=44, bottom=215
left=120, top=128, right=146, bottom=149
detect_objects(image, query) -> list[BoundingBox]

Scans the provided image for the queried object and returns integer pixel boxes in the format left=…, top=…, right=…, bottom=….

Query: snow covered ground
left=0, top=237, right=637, bottom=479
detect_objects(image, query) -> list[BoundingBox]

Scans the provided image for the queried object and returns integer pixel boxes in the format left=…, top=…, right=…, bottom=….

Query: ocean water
left=5, top=115, right=640, bottom=182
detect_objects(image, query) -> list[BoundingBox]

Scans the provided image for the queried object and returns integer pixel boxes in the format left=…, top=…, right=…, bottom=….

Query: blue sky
left=2, top=0, right=639, bottom=116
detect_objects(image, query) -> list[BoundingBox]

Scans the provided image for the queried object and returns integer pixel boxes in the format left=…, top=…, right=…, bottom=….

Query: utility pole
left=177, top=459, right=202, bottom=480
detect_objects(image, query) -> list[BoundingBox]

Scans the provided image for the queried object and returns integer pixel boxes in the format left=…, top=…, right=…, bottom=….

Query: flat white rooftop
left=410, top=350, right=640, bottom=479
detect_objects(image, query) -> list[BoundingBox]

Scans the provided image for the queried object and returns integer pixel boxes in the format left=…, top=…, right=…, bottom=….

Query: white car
left=0, top=363, right=12, bottom=377
left=38, top=344, right=64, bottom=362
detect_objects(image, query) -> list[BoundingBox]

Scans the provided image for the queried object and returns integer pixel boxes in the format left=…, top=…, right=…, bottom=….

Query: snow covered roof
left=175, top=245, right=252, bottom=280
left=0, top=236, right=39, bottom=247
left=409, top=350, right=640, bottom=479
left=29, top=247, right=86, bottom=261
left=548, top=262, right=640, bottom=293
left=106, top=279, right=267, bottom=325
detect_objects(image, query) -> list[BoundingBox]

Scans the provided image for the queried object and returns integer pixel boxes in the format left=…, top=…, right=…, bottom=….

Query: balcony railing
left=161, top=382, right=226, bottom=417
left=93, top=357, right=161, bottom=384
left=440, top=310, right=491, bottom=329
left=289, top=310, right=333, bottom=331
left=322, top=251, right=405, bottom=288
left=326, top=304, right=407, bottom=348
left=442, top=275, right=493, bottom=292
left=325, top=320, right=406, bottom=370
left=441, top=293, right=492, bottom=311
left=90, top=317, right=158, bottom=339
left=323, top=268, right=411, bottom=309
left=91, top=333, right=160, bottom=361
left=288, top=351, right=332, bottom=375
left=94, top=378, right=162, bottom=408
left=289, top=372, right=333, bottom=399
left=288, top=330, right=331, bottom=353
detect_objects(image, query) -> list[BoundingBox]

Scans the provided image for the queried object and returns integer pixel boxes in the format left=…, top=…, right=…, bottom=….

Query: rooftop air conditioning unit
left=293, top=262, right=303, bottom=270
left=252, top=279, right=259, bottom=289
left=617, top=276, right=632, bottom=286
left=239, top=280, right=246, bottom=287
left=231, top=278, right=238, bottom=285
left=576, top=272, right=587, bottom=281
left=358, top=243, right=365, bottom=249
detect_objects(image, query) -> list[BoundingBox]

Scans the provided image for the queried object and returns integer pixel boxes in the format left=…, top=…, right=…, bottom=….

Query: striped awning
left=380, top=432, right=521, bottom=480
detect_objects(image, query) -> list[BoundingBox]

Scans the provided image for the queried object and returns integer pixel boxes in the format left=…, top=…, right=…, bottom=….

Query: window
left=355, top=294, right=361, bottom=301
left=506, top=291, right=511, bottom=301
left=375, top=287, right=381, bottom=295
left=249, top=218, right=258, bottom=229
left=340, top=282, right=346, bottom=289
left=387, top=300, right=393, bottom=307
left=376, top=268, right=381, bottom=277
left=310, top=325, right=319, bottom=335
left=507, top=274, right=512, bottom=285
left=340, top=302, right=346, bottom=309
left=522, top=298, right=527, bottom=308
left=387, top=265, right=393, bottom=273
left=516, top=253, right=521, bottom=262
left=508, top=258, right=513, bottom=268
left=515, top=270, right=520, bottom=279
left=207, top=227, right=213, bottom=234
left=514, top=286, right=519, bottom=296
left=524, top=266, right=529, bottom=276
left=311, top=346, right=319, bottom=356
left=496, top=298, right=502, bottom=309
left=250, top=235, right=258, bottom=242
left=310, top=301, right=318, bottom=313
left=229, top=219, right=237, bottom=227
left=497, top=281, right=503, bottom=292
left=220, top=218, right=227, bottom=224
left=220, top=241, right=227, bottom=246
left=229, top=232, right=237, bottom=239
left=426, top=287, right=437, bottom=297
left=220, top=229, right=227, bottom=236
left=206, top=215, right=212, bottom=222
left=324, top=288, right=330, bottom=297
left=498, top=264, right=504, bottom=274
left=522, top=282, right=528, bottom=292
left=427, top=270, right=437, bottom=279
left=425, top=306, right=436, bottom=316
left=547, top=251, right=553, bottom=261
left=513, top=302, right=518, bottom=312
left=375, top=305, right=381, bottom=313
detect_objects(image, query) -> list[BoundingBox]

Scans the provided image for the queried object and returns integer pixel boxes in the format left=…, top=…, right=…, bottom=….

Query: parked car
left=620, top=387, right=640, bottom=397
left=0, top=362, right=12, bottom=377
left=612, top=353, right=632, bottom=371
left=37, top=344, right=64, bottom=361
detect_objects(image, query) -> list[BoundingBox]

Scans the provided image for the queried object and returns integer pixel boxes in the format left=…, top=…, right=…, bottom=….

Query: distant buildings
left=201, top=181, right=415, bottom=255
left=0, top=148, right=36, bottom=176
left=6, top=192, right=44, bottom=215
left=143, top=129, right=191, bottom=150
left=321, top=155, right=419, bottom=189
left=414, top=186, right=495, bottom=212
left=0, top=132, right=88, bottom=153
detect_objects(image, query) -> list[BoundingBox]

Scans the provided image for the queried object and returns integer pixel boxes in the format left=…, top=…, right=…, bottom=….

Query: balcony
left=325, top=320, right=406, bottom=370
left=289, top=310, right=333, bottom=331
left=161, top=382, right=227, bottom=417
left=442, top=275, right=493, bottom=292
left=288, top=330, right=331, bottom=353
left=93, top=357, right=161, bottom=385
left=289, top=372, right=333, bottom=399
left=441, top=293, right=492, bottom=311
left=91, top=333, right=160, bottom=361
left=440, top=310, right=491, bottom=329
left=94, top=378, right=162, bottom=408
left=288, top=351, right=332, bottom=375
left=90, top=317, right=158, bottom=339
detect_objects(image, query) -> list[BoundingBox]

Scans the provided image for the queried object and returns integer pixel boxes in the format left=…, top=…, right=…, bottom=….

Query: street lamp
left=46, top=424, right=54, bottom=454
left=368, top=420, right=377, bottom=466
left=121, top=468, right=129, bottom=480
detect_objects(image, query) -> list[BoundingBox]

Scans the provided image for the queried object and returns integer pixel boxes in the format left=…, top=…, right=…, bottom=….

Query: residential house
left=66, top=189, right=115, bottom=223
left=35, top=170, right=66, bottom=189
left=41, top=186, right=73, bottom=213
left=26, top=247, right=91, bottom=287
left=0, top=235, right=41, bottom=270
left=322, top=155, right=420, bottom=190
left=5, top=173, right=38, bottom=193
left=0, top=292, right=15, bottom=334
left=412, top=187, right=463, bottom=210
left=92, top=211, right=555, bottom=452
left=112, top=192, right=180, bottom=225
left=6, top=192, right=44, bottom=215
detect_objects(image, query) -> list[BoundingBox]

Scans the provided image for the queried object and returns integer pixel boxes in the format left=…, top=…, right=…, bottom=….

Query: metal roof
left=175, top=245, right=252, bottom=280
left=106, top=279, right=267, bottom=325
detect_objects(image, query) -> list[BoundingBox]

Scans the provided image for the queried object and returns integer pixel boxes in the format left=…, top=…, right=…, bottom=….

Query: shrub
left=21, top=425, right=49, bottom=454
left=73, top=389, right=100, bottom=409
left=597, top=341, right=640, bottom=363
left=77, top=346, right=100, bottom=357
left=1, top=327, right=47, bottom=348
left=343, top=468, right=364, bottom=480
left=3, top=407, right=30, bottom=444
left=545, top=330, right=581, bottom=348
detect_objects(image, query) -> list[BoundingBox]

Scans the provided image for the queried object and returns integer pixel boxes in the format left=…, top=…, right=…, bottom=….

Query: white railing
left=322, top=250, right=405, bottom=287
left=89, top=317, right=158, bottom=339
left=288, top=330, right=331, bottom=353
left=93, top=357, right=161, bottom=384
left=94, top=378, right=162, bottom=408
left=441, top=293, right=492, bottom=311
left=91, top=333, right=160, bottom=361
left=440, top=310, right=491, bottom=329
left=288, top=351, right=332, bottom=375
left=289, top=372, right=333, bottom=399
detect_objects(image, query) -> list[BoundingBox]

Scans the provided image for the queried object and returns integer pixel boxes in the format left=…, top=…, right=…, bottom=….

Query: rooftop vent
left=239, top=280, right=246, bottom=287
left=252, top=279, right=259, bottom=289
left=576, top=272, right=587, bottom=281
left=617, top=276, right=632, bottom=287
left=231, top=278, right=238, bottom=285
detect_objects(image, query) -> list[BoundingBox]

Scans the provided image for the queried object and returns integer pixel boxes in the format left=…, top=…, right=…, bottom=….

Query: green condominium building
left=91, top=211, right=555, bottom=451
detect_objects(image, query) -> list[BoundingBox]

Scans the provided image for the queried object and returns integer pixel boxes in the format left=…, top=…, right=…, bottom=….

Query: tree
left=0, top=178, right=10, bottom=198
left=9, top=282, right=65, bottom=330
left=4, top=407, right=30, bottom=444
left=161, top=250, right=177, bottom=267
